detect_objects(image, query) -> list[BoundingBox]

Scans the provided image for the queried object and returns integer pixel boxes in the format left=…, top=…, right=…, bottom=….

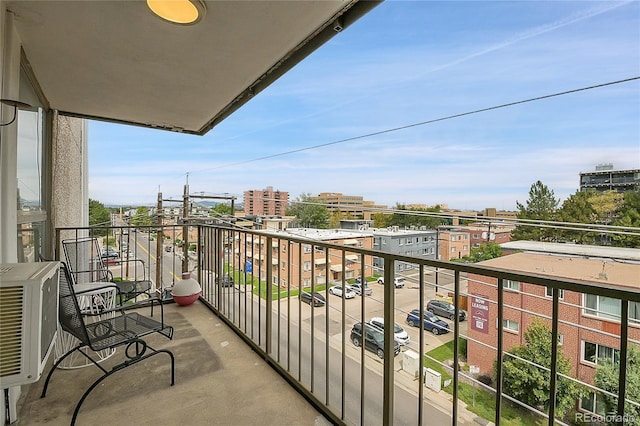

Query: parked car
left=405, top=309, right=450, bottom=335
left=427, top=299, right=467, bottom=321
left=368, top=317, right=410, bottom=346
left=328, top=285, right=356, bottom=299
left=217, top=275, right=235, bottom=287
left=376, top=277, right=405, bottom=288
left=300, top=291, right=326, bottom=307
left=348, top=281, right=372, bottom=296
left=350, top=322, right=401, bottom=359
left=100, top=248, right=119, bottom=259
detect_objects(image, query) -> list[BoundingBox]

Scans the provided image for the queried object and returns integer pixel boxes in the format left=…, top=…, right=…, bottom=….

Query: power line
left=189, top=76, right=639, bottom=173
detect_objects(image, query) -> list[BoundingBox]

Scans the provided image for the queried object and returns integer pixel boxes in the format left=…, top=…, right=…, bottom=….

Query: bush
left=477, top=374, right=493, bottom=387
left=459, top=338, right=468, bottom=358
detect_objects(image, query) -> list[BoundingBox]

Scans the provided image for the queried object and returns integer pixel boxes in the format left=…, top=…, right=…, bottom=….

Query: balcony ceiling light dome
left=147, top=0, right=206, bottom=25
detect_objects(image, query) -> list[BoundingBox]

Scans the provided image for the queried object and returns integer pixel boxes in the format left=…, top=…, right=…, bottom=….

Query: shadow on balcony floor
left=17, top=301, right=330, bottom=426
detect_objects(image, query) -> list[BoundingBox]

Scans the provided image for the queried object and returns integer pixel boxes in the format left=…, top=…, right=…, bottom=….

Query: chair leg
left=70, top=348, right=175, bottom=426
left=40, top=345, right=103, bottom=398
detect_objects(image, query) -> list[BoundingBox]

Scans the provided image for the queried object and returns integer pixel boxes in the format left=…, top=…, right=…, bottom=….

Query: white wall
left=1, top=5, right=21, bottom=264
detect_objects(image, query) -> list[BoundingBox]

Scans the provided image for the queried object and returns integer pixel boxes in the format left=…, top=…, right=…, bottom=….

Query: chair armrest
left=111, top=258, right=148, bottom=280
left=74, top=283, right=119, bottom=297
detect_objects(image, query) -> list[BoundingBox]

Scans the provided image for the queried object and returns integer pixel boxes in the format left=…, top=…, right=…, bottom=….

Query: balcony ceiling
left=6, top=0, right=378, bottom=135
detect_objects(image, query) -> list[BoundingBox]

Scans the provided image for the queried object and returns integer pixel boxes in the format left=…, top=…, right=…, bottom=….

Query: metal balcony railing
left=56, top=224, right=640, bottom=426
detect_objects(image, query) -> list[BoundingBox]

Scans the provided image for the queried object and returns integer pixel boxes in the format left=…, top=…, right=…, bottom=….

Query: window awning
left=330, top=264, right=343, bottom=272
left=345, top=254, right=359, bottom=262
left=314, top=258, right=328, bottom=265
left=343, top=239, right=358, bottom=245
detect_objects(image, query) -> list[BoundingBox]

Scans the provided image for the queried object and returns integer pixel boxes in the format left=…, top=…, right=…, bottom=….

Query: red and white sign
left=470, top=294, right=489, bottom=334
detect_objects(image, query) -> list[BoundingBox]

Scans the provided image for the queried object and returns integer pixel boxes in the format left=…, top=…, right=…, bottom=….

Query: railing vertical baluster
left=548, top=286, right=560, bottom=425
left=341, top=250, right=347, bottom=420
left=277, top=238, right=282, bottom=363
left=310, top=245, right=315, bottom=392
left=324, top=247, right=330, bottom=405
left=495, top=277, right=504, bottom=426
left=418, top=264, right=424, bottom=426
left=217, top=228, right=224, bottom=312
left=452, top=270, right=460, bottom=426
left=266, top=236, right=272, bottom=355
left=287, top=241, right=291, bottom=372
left=383, top=256, right=395, bottom=426
left=617, top=299, right=629, bottom=426
left=243, top=232, right=248, bottom=333
left=297, top=243, right=302, bottom=382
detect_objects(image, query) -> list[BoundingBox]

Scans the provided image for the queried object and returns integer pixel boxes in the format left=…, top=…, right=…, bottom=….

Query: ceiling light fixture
left=0, top=99, right=32, bottom=127
left=147, top=0, right=206, bottom=25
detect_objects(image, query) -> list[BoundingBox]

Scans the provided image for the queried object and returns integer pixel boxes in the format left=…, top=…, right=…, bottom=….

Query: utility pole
left=182, top=183, right=190, bottom=273
left=156, top=192, right=163, bottom=295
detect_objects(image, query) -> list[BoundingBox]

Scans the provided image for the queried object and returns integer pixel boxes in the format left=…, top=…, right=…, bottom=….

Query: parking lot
left=290, top=270, right=469, bottom=357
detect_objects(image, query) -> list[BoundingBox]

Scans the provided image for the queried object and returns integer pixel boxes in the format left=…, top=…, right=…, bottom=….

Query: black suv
left=300, top=291, right=326, bottom=307
left=350, top=323, right=400, bottom=359
left=427, top=299, right=467, bottom=321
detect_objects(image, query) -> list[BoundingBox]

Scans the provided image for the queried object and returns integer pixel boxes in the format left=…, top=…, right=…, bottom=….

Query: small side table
left=54, top=282, right=118, bottom=369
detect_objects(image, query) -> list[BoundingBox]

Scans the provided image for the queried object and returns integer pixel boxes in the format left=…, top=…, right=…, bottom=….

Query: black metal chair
left=62, top=236, right=153, bottom=305
left=41, top=263, right=175, bottom=425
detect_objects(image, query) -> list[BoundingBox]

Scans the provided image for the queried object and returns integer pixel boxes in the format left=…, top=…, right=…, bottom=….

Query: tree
left=511, top=181, right=559, bottom=241
left=456, top=242, right=502, bottom=263
left=209, top=203, right=232, bottom=217
left=373, top=212, right=392, bottom=228
left=130, top=206, right=153, bottom=227
left=612, top=191, right=640, bottom=247
left=89, top=199, right=111, bottom=236
left=556, top=190, right=598, bottom=244
left=593, top=345, right=640, bottom=426
left=388, top=204, right=444, bottom=229
left=589, top=190, right=624, bottom=225
left=497, top=319, right=582, bottom=417
left=286, top=193, right=329, bottom=229
left=329, top=210, right=344, bottom=228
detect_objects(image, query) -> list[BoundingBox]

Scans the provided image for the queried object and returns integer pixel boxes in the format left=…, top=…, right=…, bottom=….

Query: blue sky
left=88, top=1, right=640, bottom=211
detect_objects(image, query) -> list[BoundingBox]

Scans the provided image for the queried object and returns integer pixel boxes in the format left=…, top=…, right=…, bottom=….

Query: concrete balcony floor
left=17, top=301, right=330, bottom=426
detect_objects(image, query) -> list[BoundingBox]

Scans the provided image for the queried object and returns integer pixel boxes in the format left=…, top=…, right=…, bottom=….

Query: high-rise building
left=579, top=164, right=640, bottom=193
left=310, top=192, right=386, bottom=220
left=243, top=186, right=289, bottom=216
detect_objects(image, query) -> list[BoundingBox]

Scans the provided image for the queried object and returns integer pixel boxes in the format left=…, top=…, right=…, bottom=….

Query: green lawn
left=425, top=340, right=546, bottom=426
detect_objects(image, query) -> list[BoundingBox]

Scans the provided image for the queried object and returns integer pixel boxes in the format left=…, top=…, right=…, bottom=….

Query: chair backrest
left=58, top=263, right=92, bottom=346
left=63, top=237, right=110, bottom=284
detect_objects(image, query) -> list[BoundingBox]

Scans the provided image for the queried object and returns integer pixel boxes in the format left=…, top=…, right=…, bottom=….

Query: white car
left=369, top=317, right=411, bottom=346
left=376, top=277, right=405, bottom=288
left=328, top=285, right=356, bottom=299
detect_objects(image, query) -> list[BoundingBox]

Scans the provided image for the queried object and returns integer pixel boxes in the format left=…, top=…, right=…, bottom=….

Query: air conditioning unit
left=0, top=262, right=59, bottom=388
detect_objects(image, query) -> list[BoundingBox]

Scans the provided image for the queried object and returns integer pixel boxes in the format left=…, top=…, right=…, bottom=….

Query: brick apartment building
left=234, top=228, right=374, bottom=288
left=437, top=228, right=471, bottom=261
left=466, top=248, right=640, bottom=416
left=457, top=223, right=513, bottom=249
left=243, top=186, right=289, bottom=216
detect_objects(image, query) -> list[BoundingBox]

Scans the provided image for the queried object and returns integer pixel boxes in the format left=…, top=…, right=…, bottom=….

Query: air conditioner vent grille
left=0, top=286, right=25, bottom=378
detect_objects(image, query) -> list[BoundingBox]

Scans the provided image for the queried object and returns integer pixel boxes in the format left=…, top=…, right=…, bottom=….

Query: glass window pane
left=17, top=108, right=45, bottom=211
left=584, top=341, right=596, bottom=362
left=599, top=296, right=621, bottom=320
left=584, top=294, right=598, bottom=316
